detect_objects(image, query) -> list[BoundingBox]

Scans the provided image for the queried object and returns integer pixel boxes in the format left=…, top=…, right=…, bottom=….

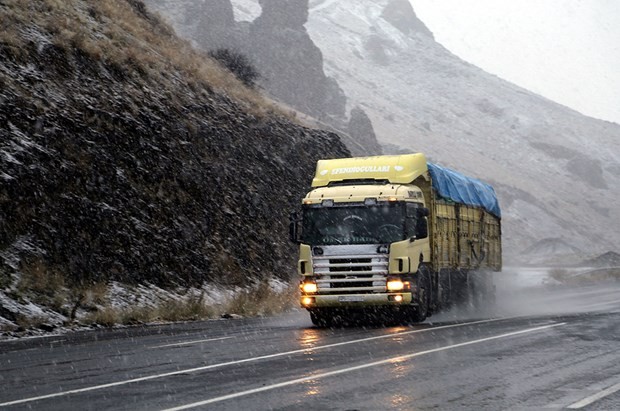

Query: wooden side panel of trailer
left=430, top=192, right=502, bottom=272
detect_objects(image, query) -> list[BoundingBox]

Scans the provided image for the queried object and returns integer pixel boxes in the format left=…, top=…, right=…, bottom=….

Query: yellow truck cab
left=290, top=154, right=501, bottom=326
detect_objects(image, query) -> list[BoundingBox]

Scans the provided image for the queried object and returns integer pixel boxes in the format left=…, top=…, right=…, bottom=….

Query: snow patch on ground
left=0, top=236, right=46, bottom=271
left=0, top=278, right=292, bottom=340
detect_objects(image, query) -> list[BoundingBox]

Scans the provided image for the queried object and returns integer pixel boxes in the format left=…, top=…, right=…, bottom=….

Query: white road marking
left=567, top=381, right=620, bottom=409
left=163, top=322, right=566, bottom=411
left=149, top=336, right=233, bottom=349
left=0, top=317, right=508, bottom=407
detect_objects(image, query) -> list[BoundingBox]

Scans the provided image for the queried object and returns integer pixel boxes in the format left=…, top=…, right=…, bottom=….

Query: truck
left=289, top=153, right=501, bottom=326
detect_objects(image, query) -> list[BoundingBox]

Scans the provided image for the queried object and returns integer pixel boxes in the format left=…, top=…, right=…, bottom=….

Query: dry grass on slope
left=83, top=282, right=300, bottom=327
left=0, top=0, right=281, bottom=117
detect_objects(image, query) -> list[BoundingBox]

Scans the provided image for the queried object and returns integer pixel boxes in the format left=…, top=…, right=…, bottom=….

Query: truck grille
left=328, top=258, right=372, bottom=272
left=312, top=245, right=388, bottom=294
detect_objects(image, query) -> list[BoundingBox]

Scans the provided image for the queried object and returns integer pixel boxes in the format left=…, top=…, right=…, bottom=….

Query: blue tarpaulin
left=427, top=163, right=501, bottom=218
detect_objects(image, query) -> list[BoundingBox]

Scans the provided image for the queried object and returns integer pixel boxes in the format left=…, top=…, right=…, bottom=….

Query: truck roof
left=311, top=153, right=501, bottom=218
left=311, top=153, right=428, bottom=187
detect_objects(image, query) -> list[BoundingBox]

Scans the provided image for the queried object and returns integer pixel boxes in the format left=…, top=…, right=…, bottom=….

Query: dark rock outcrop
left=364, top=34, right=391, bottom=66
left=580, top=251, right=620, bottom=267
left=380, top=0, right=434, bottom=39
left=247, top=0, right=346, bottom=121
left=187, top=0, right=241, bottom=49
left=348, top=107, right=382, bottom=156
left=0, top=0, right=349, bottom=288
left=150, top=0, right=245, bottom=50
left=147, top=0, right=383, bottom=156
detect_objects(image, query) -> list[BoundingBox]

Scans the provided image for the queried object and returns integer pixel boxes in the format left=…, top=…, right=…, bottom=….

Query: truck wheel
left=411, top=267, right=430, bottom=323
left=309, top=309, right=333, bottom=328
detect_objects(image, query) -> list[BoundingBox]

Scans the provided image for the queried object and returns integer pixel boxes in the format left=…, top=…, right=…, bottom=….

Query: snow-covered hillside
left=189, top=0, right=620, bottom=262
left=226, top=0, right=620, bottom=261
left=300, top=0, right=620, bottom=260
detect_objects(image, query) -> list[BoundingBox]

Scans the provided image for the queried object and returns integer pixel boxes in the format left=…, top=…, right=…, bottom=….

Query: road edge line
left=567, top=381, right=620, bottom=409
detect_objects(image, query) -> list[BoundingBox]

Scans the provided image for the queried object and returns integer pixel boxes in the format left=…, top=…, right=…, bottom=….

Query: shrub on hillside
left=548, top=268, right=570, bottom=283
left=208, top=48, right=259, bottom=88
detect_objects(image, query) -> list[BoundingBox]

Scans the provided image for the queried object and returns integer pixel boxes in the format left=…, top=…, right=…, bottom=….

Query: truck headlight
left=301, top=282, right=318, bottom=294
left=301, top=297, right=315, bottom=306
left=387, top=279, right=404, bottom=291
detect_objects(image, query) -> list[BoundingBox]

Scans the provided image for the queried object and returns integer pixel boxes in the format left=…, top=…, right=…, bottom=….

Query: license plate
left=338, top=296, right=365, bottom=302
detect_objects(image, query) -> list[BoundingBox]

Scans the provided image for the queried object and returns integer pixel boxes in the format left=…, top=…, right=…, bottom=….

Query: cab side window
left=406, top=203, right=429, bottom=239
left=405, top=204, right=418, bottom=238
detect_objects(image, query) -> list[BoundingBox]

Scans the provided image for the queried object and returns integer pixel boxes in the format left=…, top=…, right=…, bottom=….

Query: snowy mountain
left=158, top=0, right=620, bottom=261
left=299, top=0, right=620, bottom=260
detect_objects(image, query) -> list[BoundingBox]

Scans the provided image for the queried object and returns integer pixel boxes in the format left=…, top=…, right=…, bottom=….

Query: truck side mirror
left=416, top=217, right=428, bottom=239
left=289, top=212, right=300, bottom=244
left=416, top=207, right=429, bottom=239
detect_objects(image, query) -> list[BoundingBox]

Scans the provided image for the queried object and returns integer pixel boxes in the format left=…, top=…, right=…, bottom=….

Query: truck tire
left=309, top=309, right=333, bottom=328
left=411, top=266, right=430, bottom=323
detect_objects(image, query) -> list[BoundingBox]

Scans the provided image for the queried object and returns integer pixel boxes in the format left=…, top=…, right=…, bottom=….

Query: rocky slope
left=0, top=0, right=348, bottom=314
left=580, top=251, right=620, bottom=268
left=147, top=0, right=382, bottom=156
left=520, top=238, right=584, bottom=267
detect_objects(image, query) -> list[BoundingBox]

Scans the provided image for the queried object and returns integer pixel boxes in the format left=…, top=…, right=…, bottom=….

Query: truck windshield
left=301, top=203, right=405, bottom=245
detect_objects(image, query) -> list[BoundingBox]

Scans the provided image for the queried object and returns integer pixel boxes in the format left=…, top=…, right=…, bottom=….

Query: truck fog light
left=387, top=279, right=404, bottom=291
left=301, top=282, right=318, bottom=294
left=301, top=297, right=315, bottom=306
left=388, top=294, right=403, bottom=303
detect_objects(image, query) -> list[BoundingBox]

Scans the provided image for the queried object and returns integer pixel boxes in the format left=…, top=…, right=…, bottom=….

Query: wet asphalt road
left=1, top=281, right=620, bottom=410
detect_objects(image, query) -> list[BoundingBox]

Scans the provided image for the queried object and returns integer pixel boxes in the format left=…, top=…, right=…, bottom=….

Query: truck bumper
left=301, top=293, right=413, bottom=308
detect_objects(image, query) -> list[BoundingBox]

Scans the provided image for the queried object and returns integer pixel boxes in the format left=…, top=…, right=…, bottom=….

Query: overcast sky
left=411, top=0, right=620, bottom=125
